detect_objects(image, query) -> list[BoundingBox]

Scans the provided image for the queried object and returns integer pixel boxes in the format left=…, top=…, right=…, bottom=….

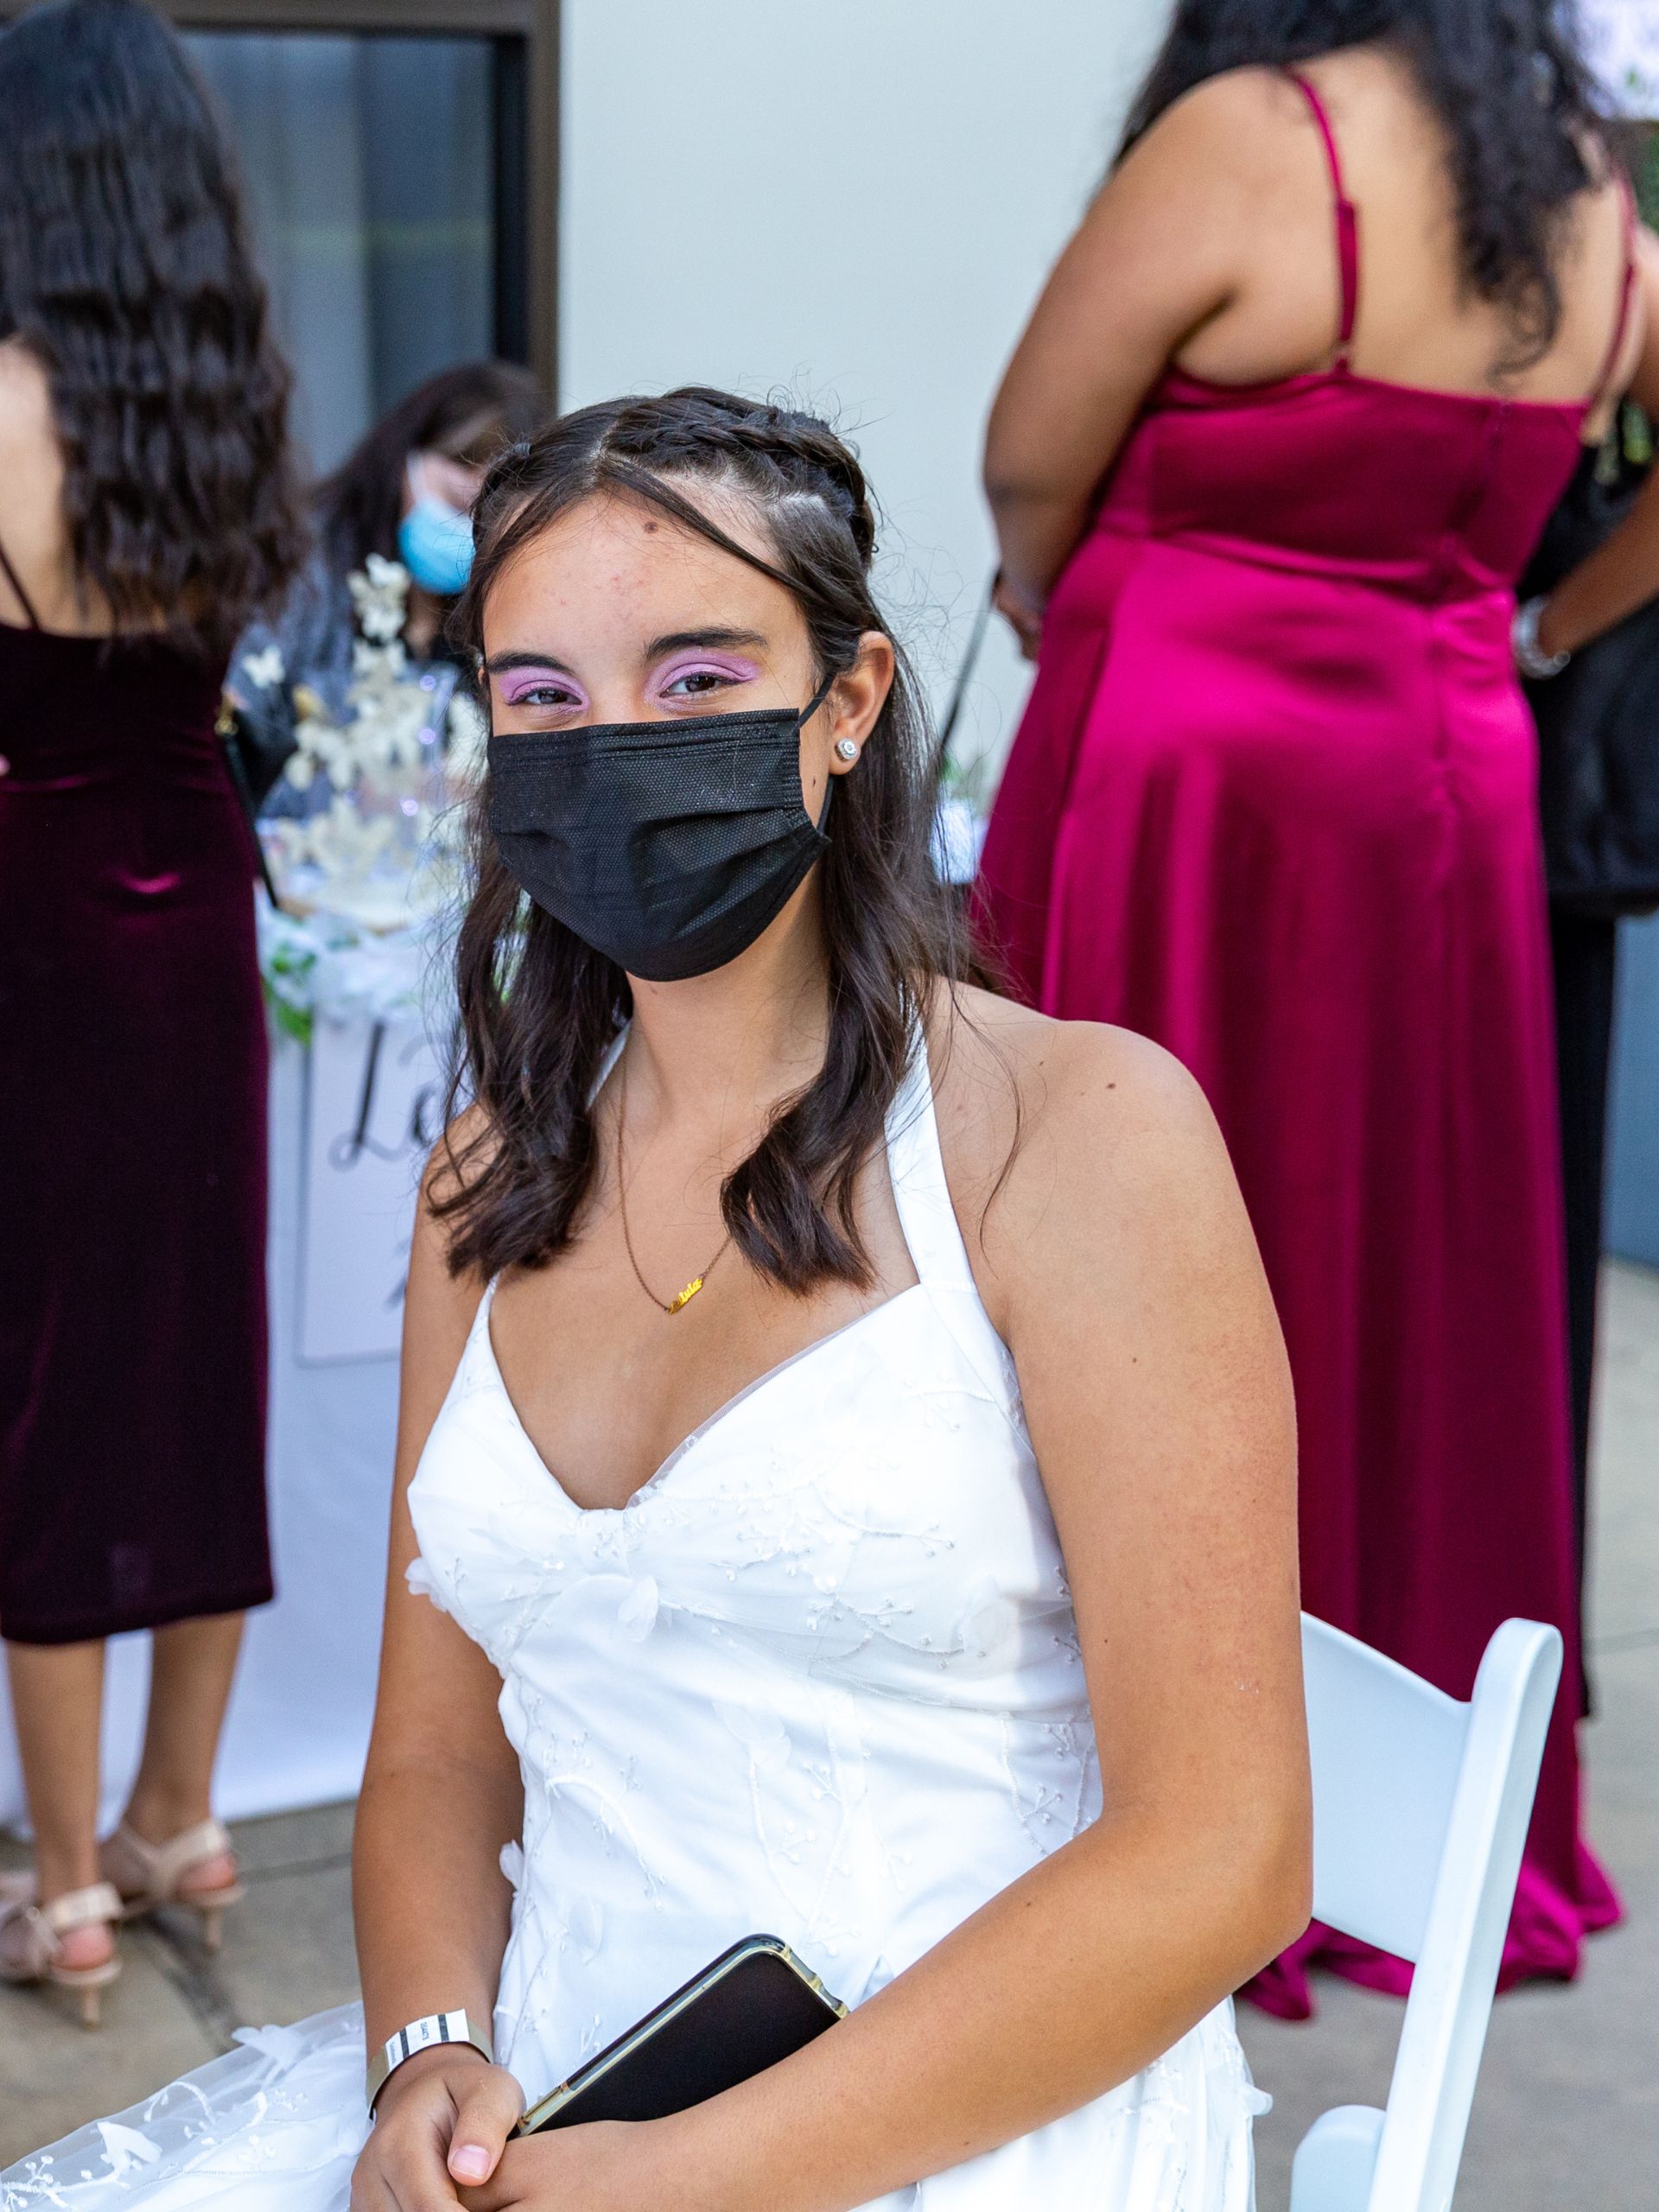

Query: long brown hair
left=0, top=0, right=304, bottom=655
left=435, top=387, right=970, bottom=1294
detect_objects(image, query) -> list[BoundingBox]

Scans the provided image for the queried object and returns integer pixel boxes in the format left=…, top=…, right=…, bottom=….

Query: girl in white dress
left=3, top=389, right=1308, bottom=2211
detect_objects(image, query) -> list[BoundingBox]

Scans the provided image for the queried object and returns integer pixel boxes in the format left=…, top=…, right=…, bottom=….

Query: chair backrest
left=1303, top=1618, right=1470, bottom=1959
left=1294, top=1615, right=1562, bottom=2212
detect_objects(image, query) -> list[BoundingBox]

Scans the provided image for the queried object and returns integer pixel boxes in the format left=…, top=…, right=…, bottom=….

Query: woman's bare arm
left=1539, top=232, right=1659, bottom=658
left=465, top=1012, right=1309, bottom=2212
left=351, top=1153, right=529, bottom=2211
left=982, top=81, right=1256, bottom=620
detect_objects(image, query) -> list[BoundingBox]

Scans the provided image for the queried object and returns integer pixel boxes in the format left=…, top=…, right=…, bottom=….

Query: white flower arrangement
left=1584, top=0, right=1659, bottom=114
left=257, top=897, right=446, bottom=1047
left=257, top=555, right=480, bottom=1039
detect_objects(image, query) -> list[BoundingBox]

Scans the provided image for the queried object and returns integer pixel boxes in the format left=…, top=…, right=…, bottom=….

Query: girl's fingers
left=351, top=2160, right=416, bottom=2212
left=446, top=2066, right=526, bottom=2187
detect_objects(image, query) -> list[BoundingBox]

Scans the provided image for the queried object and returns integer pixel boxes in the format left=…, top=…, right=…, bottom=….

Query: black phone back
left=519, top=1936, right=843, bottom=2133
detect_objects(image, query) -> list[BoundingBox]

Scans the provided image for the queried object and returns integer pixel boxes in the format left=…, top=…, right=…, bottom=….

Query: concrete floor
left=3, top=1264, right=1656, bottom=2200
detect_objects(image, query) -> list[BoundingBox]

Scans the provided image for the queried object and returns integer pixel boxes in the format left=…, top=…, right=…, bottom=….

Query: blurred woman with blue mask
left=400, top=448, right=486, bottom=601
left=228, top=360, right=549, bottom=791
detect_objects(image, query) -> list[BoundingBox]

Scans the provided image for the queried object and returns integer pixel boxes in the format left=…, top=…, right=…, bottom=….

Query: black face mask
left=487, top=674, right=837, bottom=982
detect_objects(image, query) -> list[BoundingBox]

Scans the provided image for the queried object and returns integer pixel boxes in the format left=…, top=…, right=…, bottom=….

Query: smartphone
left=515, top=1934, right=846, bottom=2135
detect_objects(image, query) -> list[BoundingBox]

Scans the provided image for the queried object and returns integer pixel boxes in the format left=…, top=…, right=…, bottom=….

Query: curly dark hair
left=435, top=387, right=971, bottom=1294
left=1124, top=0, right=1612, bottom=365
left=0, top=0, right=304, bottom=656
left=315, top=359, right=550, bottom=582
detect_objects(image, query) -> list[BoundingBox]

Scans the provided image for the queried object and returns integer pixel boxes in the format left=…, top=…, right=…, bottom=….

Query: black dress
left=1549, top=908, right=1618, bottom=1572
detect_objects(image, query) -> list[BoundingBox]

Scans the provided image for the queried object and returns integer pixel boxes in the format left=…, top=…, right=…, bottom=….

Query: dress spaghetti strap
left=885, top=1032, right=978, bottom=1297
left=0, top=533, right=41, bottom=629
left=1586, top=175, right=1639, bottom=417
left=1285, top=70, right=1359, bottom=365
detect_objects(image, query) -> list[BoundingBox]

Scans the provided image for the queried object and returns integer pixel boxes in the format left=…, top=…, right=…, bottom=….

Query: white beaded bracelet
left=365, top=2010, right=494, bottom=2113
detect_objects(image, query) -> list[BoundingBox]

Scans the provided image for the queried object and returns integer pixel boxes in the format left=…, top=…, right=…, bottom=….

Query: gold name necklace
left=616, top=1057, right=733, bottom=1316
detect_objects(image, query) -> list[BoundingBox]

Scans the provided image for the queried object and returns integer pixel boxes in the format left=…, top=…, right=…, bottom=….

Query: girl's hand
left=458, top=2120, right=677, bottom=2212
left=992, top=574, right=1045, bottom=660
left=352, top=2047, right=525, bottom=2212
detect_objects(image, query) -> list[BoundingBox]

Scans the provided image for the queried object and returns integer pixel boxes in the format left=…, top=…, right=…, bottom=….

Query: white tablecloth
left=0, top=1026, right=425, bottom=1832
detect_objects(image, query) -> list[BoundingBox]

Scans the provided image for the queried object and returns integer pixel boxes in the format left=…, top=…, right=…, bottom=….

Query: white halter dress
left=3, top=1041, right=1265, bottom=2211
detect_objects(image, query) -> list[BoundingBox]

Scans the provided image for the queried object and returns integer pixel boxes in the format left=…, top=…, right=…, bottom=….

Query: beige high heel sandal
left=102, top=1818, right=245, bottom=1954
left=0, top=1879, right=124, bottom=2027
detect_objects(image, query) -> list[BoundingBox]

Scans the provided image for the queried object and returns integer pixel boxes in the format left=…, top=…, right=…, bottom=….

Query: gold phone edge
left=513, top=1937, right=847, bottom=2138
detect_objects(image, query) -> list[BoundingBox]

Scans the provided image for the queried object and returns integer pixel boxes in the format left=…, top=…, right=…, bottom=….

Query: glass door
left=0, top=0, right=558, bottom=470
left=186, top=29, right=517, bottom=470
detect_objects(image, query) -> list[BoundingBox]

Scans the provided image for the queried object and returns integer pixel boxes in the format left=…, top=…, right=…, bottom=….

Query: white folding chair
left=1289, top=1613, right=1563, bottom=2212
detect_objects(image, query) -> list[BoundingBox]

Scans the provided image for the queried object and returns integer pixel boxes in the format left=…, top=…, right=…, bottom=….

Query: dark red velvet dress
left=0, top=557, right=272, bottom=1645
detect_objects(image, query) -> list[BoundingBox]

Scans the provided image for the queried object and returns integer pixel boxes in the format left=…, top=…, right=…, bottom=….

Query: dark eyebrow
left=482, top=649, right=579, bottom=677
left=644, top=626, right=767, bottom=659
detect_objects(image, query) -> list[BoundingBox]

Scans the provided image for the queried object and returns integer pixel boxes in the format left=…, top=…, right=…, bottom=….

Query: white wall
left=1583, top=0, right=1659, bottom=114
left=558, top=0, right=1169, bottom=791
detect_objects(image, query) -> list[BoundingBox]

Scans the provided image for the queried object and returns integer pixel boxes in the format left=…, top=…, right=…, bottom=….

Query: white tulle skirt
left=2, top=2009, right=368, bottom=2212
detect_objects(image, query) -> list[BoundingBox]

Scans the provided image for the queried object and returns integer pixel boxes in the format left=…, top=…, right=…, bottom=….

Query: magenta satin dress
left=976, top=78, right=1623, bottom=2012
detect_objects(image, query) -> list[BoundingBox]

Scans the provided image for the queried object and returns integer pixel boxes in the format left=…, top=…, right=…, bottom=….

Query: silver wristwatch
left=1514, top=594, right=1571, bottom=681
left=365, top=2010, right=494, bottom=2113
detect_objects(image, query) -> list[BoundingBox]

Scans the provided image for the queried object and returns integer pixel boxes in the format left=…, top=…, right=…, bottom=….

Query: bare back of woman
left=1173, top=48, right=1635, bottom=414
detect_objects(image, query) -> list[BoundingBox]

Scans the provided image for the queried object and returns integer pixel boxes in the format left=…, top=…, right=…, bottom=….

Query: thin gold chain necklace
left=615, top=1057, right=733, bottom=1316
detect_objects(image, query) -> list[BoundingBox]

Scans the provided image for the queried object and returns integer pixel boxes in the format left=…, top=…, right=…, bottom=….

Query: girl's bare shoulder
left=928, top=985, right=1231, bottom=1275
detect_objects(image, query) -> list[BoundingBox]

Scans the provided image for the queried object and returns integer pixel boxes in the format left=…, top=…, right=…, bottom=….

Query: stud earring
left=835, top=738, right=860, bottom=762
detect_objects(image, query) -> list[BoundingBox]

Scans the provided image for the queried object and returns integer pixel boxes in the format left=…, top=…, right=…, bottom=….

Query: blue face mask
left=397, top=464, right=474, bottom=597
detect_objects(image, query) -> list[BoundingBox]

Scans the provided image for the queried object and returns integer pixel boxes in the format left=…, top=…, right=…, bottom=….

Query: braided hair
left=436, top=387, right=969, bottom=1294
